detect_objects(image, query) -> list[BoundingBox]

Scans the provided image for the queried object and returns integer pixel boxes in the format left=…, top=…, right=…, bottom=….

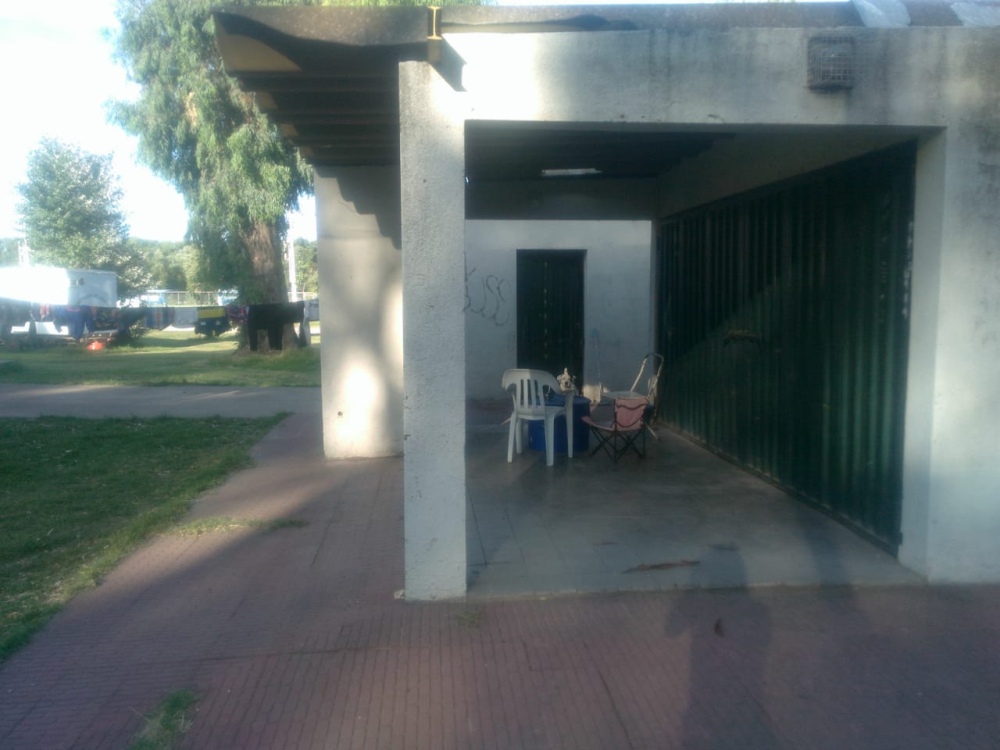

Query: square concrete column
left=315, top=166, right=404, bottom=458
left=398, top=62, right=468, bottom=599
left=901, top=127, right=1000, bottom=583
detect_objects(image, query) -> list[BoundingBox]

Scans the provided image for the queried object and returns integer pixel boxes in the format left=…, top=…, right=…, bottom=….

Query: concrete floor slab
left=467, top=416, right=922, bottom=598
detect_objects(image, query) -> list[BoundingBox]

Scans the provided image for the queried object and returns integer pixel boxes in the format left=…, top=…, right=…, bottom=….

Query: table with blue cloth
left=528, top=394, right=590, bottom=455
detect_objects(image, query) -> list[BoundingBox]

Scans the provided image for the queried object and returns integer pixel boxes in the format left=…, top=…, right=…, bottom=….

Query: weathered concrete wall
left=450, top=29, right=957, bottom=127
left=399, top=62, right=467, bottom=600
left=315, top=166, right=403, bottom=459
left=465, top=220, right=653, bottom=402
left=908, top=81, right=1000, bottom=582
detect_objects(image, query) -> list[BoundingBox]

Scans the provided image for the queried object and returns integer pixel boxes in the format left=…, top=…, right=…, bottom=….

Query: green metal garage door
left=659, top=144, right=915, bottom=551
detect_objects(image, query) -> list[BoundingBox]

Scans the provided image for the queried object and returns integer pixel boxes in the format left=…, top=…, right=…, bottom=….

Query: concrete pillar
left=901, top=120, right=1000, bottom=582
left=315, top=166, right=403, bottom=458
left=898, top=133, right=945, bottom=577
left=399, top=61, right=467, bottom=599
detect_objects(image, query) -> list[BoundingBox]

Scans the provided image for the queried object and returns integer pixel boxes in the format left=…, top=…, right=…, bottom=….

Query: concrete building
left=214, top=2, right=1000, bottom=599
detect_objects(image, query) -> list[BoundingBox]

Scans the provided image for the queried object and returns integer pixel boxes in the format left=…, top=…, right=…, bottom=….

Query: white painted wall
left=465, top=220, right=654, bottom=403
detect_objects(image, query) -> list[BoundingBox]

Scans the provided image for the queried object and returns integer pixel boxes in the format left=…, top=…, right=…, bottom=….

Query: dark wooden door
left=517, top=251, right=585, bottom=379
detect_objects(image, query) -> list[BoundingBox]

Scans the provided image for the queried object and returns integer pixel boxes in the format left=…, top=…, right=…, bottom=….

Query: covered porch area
left=465, top=402, right=920, bottom=598
left=212, top=4, right=1000, bottom=599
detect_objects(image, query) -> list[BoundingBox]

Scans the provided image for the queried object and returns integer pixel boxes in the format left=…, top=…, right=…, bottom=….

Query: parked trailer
left=0, top=266, right=119, bottom=339
left=0, top=266, right=118, bottom=307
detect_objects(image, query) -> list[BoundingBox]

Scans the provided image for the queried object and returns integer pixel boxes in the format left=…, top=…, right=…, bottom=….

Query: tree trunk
left=237, top=220, right=295, bottom=352
left=241, top=220, right=288, bottom=304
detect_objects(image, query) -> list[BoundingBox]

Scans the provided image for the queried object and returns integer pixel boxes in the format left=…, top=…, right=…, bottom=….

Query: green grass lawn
left=0, top=415, right=283, bottom=662
left=0, top=329, right=320, bottom=387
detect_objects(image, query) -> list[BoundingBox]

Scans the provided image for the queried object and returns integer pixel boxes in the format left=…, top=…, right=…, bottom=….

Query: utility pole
left=286, top=237, right=298, bottom=302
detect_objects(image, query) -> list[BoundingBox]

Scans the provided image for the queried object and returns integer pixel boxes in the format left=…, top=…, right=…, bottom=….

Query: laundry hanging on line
left=245, top=302, right=307, bottom=351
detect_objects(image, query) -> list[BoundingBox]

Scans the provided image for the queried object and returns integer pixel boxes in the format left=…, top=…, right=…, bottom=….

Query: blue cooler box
left=527, top=395, right=590, bottom=454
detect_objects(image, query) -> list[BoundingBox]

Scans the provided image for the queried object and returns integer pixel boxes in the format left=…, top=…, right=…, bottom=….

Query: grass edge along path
left=127, top=690, right=199, bottom=750
left=0, top=330, right=320, bottom=387
left=169, top=516, right=309, bottom=536
left=0, top=415, right=284, bottom=663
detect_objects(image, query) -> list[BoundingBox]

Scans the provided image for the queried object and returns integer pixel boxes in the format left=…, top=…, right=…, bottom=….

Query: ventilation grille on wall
left=808, top=36, right=857, bottom=90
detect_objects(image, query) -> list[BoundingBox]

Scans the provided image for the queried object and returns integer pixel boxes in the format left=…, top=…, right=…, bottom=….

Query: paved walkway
left=2, top=389, right=1000, bottom=748
left=0, top=384, right=320, bottom=418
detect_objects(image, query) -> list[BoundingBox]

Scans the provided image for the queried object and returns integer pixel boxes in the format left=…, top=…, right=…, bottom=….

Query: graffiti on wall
left=464, top=265, right=510, bottom=326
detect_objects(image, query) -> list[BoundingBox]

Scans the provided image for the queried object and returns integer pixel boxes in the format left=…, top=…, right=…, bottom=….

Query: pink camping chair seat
left=581, top=396, right=648, bottom=463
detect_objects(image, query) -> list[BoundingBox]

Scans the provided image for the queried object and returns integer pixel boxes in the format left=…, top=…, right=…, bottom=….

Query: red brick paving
left=2, top=415, right=1000, bottom=748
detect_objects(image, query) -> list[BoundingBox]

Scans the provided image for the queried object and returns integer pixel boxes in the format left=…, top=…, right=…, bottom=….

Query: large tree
left=111, top=0, right=312, bottom=304
left=112, top=0, right=485, bottom=305
left=16, top=139, right=148, bottom=299
left=129, top=238, right=191, bottom=290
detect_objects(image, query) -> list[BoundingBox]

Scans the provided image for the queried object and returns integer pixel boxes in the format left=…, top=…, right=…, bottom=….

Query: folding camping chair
left=581, top=396, right=648, bottom=463
left=600, top=352, right=664, bottom=439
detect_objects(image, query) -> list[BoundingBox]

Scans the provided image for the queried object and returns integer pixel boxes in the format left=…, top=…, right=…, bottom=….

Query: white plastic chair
left=502, top=368, right=568, bottom=467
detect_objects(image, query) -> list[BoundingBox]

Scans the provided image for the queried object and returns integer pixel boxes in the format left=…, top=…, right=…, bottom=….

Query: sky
left=0, top=0, right=318, bottom=243
left=0, top=0, right=805, bottom=245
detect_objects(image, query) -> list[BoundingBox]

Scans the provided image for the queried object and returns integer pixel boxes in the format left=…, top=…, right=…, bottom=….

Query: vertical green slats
left=659, top=145, right=915, bottom=550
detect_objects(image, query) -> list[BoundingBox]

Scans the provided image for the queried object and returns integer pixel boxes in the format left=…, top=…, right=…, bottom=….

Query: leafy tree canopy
left=111, top=0, right=312, bottom=304
left=112, top=0, right=487, bottom=304
left=16, top=139, right=149, bottom=299
left=128, top=239, right=192, bottom=290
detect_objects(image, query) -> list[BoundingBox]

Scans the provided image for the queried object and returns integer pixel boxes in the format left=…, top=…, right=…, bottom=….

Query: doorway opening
left=516, top=250, right=585, bottom=378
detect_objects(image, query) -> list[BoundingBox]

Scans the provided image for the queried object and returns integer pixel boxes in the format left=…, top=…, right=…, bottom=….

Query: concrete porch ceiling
left=212, top=2, right=984, bottom=181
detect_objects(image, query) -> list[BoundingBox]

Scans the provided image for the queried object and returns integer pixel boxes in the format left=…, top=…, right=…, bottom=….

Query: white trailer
left=0, top=266, right=118, bottom=307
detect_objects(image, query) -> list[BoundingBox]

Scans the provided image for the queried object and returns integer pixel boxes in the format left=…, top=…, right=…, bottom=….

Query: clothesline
left=1, top=299, right=319, bottom=346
